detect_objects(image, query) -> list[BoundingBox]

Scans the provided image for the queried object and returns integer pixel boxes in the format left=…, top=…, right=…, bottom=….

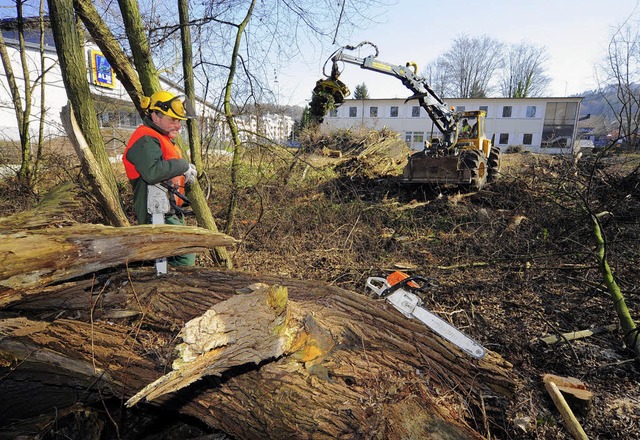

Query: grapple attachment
left=309, top=62, right=351, bottom=124
left=312, top=77, right=350, bottom=106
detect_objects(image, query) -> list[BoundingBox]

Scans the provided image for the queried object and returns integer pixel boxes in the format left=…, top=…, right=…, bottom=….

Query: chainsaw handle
left=382, top=275, right=433, bottom=297
left=365, top=277, right=389, bottom=296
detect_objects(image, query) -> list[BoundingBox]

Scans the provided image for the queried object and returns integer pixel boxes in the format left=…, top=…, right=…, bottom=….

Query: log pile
left=0, top=193, right=517, bottom=439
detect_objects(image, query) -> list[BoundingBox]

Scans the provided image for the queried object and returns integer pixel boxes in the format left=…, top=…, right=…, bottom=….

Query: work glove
left=184, top=163, right=197, bottom=186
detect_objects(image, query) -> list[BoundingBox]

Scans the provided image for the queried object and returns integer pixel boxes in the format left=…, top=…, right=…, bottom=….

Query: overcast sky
left=277, top=0, right=640, bottom=106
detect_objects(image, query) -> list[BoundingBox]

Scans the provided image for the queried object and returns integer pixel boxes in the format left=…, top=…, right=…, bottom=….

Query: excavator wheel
left=487, top=147, right=501, bottom=182
left=461, top=149, right=488, bottom=190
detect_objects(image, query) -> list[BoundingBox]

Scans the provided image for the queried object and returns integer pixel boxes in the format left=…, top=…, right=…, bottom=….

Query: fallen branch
left=0, top=223, right=237, bottom=306
left=543, top=375, right=589, bottom=440
left=540, top=324, right=618, bottom=345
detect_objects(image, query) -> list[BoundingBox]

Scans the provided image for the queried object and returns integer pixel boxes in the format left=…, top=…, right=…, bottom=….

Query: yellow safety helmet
left=142, top=91, right=196, bottom=120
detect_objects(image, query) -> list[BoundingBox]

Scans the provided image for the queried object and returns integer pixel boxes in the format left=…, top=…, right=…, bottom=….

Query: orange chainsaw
left=366, top=271, right=486, bottom=359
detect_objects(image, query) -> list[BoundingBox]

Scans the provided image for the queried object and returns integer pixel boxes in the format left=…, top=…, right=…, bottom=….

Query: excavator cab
left=453, top=110, right=491, bottom=159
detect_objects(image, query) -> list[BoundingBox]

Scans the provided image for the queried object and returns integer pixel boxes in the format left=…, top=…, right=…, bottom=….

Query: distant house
left=322, top=96, right=583, bottom=154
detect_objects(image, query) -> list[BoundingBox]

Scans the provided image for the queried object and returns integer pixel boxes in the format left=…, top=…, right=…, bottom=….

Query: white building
left=322, top=96, right=583, bottom=154
left=235, top=112, right=294, bottom=144
left=0, top=21, right=293, bottom=152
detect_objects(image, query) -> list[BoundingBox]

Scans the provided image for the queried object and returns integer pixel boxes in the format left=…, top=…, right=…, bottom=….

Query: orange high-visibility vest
left=123, top=125, right=186, bottom=207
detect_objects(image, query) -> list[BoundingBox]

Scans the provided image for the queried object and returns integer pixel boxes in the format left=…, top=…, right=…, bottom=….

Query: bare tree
left=0, top=1, right=33, bottom=184
left=438, top=34, right=504, bottom=98
left=421, top=58, right=449, bottom=98
left=223, top=0, right=256, bottom=235
left=596, top=20, right=640, bottom=150
left=500, top=41, right=550, bottom=98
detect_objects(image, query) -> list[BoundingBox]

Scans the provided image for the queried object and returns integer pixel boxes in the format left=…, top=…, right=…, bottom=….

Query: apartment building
left=322, top=97, right=583, bottom=154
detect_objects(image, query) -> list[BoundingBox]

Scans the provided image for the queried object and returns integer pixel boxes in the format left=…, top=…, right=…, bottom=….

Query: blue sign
left=92, top=51, right=115, bottom=88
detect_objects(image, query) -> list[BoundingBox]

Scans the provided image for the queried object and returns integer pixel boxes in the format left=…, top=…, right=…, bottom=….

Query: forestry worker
left=122, top=90, right=198, bottom=266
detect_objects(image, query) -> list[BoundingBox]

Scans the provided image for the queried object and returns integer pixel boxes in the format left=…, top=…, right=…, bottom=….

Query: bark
left=0, top=249, right=516, bottom=439
left=47, top=0, right=128, bottom=227
left=0, top=195, right=515, bottom=439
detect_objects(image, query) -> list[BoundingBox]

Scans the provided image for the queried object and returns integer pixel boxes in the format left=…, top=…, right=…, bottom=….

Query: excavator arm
left=314, top=42, right=458, bottom=147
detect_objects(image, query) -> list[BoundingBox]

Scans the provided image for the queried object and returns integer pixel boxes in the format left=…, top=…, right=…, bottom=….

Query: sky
left=2, top=0, right=638, bottom=108
left=276, top=0, right=640, bottom=107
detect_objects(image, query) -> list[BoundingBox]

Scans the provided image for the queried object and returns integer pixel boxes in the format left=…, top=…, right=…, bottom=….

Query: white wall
left=322, top=97, right=582, bottom=153
left=0, top=42, right=67, bottom=141
left=0, top=37, right=216, bottom=144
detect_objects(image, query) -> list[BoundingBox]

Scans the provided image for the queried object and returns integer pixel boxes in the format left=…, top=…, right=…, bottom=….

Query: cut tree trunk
left=1, top=218, right=516, bottom=439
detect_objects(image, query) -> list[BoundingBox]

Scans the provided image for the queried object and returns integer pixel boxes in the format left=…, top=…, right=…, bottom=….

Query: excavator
left=312, top=41, right=501, bottom=189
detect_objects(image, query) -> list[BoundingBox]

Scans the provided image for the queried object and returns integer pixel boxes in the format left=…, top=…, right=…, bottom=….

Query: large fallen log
left=0, top=185, right=237, bottom=307
left=1, top=213, right=516, bottom=438
left=1, top=265, right=516, bottom=439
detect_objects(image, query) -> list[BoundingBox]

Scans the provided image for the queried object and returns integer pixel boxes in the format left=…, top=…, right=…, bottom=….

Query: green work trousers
left=165, top=213, right=196, bottom=267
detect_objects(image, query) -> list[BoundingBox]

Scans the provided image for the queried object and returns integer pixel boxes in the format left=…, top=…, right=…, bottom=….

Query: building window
left=370, top=106, right=378, bottom=117
left=502, top=106, right=512, bottom=118
left=526, top=106, right=536, bottom=118
left=479, top=105, right=488, bottom=115
left=349, top=107, right=357, bottom=118
left=412, top=106, right=420, bottom=117
left=499, top=133, right=509, bottom=144
left=405, top=131, right=425, bottom=144
left=523, top=133, right=533, bottom=145
left=390, top=106, right=399, bottom=117
left=456, top=105, right=465, bottom=112
left=329, top=109, right=338, bottom=117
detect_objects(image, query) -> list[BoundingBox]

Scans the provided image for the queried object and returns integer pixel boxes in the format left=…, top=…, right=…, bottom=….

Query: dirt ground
left=2, top=137, right=639, bottom=439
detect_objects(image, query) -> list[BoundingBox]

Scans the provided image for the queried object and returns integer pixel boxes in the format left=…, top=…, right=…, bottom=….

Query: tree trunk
left=116, top=0, right=160, bottom=97
left=73, top=0, right=145, bottom=111
left=175, top=0, right=233, bottom=267
left=592, top=213, right=640, bottom=357
left=1, top=218, right=515, bottom=439
left=60, top=103, right=130, bottom=227
left=0, top=22, right=31, bottom=183
left=224, top=0, right=257, bottom=235
left=47, top=0, right=128, bottom=227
